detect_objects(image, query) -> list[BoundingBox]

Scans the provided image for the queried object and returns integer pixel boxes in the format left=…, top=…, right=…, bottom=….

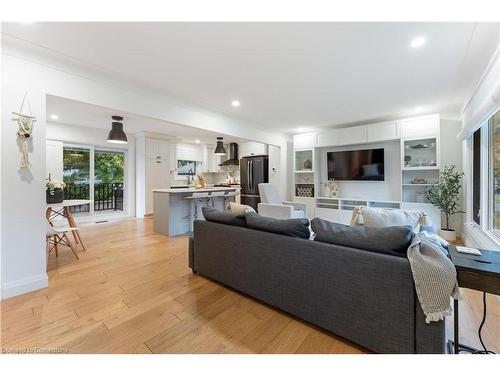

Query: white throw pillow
left=228, top=202, right=256, bottom=215
left=350, top=206, right=428, bottom=232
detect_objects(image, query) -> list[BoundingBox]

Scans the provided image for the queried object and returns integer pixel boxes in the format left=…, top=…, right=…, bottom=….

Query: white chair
left=46, top=221, right=80, bottom=264
left=184, top=192, right=211, bottom=231
left=209, top=191, right=226, bottom=209
left=257, top=183, right=307, bottom=219
left=223, top=190, right=239, bottom=210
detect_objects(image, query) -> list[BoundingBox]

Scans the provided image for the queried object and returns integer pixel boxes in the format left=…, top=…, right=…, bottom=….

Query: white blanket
left=407, top=232, right=461, bottom=323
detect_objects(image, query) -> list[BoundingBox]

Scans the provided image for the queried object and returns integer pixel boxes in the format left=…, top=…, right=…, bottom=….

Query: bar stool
left=184, top=192, right=211, bottom=232
left=224, top=190, right=239, bottom=210
left=209, top=191, right=226, bottom=210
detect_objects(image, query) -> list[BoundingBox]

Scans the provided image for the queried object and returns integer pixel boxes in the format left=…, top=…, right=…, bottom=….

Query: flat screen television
left=327, top=148, right=384, bottom=181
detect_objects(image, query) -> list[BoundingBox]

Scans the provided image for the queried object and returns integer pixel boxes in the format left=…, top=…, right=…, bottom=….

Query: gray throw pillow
left=202, top=207, right=247, bottom=227
left=245, top=212, right=310, bottom=239
left=311, top=218, right=412, bottom=257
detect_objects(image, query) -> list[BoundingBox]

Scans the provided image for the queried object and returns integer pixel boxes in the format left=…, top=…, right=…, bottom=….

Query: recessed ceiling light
left=410, top=37, right=426, bottom=48
left=195, top=139, right=200, bottom=144
left=50, top=114, right=59, bottom=120
left=415, top=106, right=424, bottom=112
left=231, top=100, right=240, bottom=108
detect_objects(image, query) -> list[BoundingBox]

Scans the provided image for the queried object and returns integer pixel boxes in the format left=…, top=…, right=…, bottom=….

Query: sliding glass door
left=63, top=145, right=126, bottom=216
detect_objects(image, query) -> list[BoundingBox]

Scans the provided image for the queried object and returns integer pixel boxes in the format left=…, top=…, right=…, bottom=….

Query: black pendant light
left=107, top=115, right=128, bottom=144
left=214, top=137, right=226, bottom=155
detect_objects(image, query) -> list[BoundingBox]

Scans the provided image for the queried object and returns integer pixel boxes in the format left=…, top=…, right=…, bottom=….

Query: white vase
left=438, top=229, right=456, bottom=242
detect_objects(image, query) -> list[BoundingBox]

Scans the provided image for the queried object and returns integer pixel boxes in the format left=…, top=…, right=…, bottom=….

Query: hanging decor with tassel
left=12, top=92, right=36, bottom=169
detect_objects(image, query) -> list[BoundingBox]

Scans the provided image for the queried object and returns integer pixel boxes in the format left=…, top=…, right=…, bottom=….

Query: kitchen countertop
left=153, top=187, right=239, bottom=193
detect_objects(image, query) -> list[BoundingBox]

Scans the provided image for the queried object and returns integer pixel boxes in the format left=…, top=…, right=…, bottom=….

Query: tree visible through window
left=177, top=160, right=197, bottom=176
left=490, top=109, right=500, bottom=230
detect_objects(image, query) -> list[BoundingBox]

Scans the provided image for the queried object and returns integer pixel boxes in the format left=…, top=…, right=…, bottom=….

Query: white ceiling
left=3, top=22, right=500, bottom=133
left=46, top=95, right=243, bottom=145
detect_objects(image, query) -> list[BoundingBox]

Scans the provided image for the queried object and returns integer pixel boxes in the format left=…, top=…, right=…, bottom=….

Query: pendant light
left=214, top=137, right=226, bottom=155
left=107, top=115, right=128, bottom=144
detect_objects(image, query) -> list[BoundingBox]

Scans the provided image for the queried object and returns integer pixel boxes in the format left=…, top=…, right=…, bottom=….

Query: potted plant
left=424, top=165, right=463, bottom=241
left=46, top=175, right=66, bottom=204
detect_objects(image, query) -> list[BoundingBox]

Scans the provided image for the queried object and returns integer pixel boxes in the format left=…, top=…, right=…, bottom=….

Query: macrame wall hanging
left=12, top=92, right=36, bottom=169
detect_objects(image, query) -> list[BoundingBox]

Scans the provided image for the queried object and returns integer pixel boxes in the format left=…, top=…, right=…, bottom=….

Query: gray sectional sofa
left=189, top=219, right=446, bottom=354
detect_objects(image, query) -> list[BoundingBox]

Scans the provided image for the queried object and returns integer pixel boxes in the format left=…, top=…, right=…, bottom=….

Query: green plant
left=424, top=165, right=464, bottom=230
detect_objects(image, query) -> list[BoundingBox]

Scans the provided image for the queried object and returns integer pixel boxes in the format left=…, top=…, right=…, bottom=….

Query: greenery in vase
left=424, top=165, right=463, bottom=230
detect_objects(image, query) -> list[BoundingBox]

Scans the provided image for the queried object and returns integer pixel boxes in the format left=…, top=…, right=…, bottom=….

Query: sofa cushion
left=350, top=206, right=429, bottom=233
left=311, top=218, right=412, bottom=257
left=245, top=211, right=310, bottom=239
left=228, top=202, right=256, bottom=215
left=202, top=207, right=247, bottom=227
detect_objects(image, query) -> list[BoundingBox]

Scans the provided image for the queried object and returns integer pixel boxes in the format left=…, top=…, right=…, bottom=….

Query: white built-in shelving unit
left=292, top=114, right=442, bottom=226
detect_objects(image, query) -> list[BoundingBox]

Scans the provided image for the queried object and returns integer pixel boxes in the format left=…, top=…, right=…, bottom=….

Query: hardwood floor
left=1, top=217, right=498, bottom=354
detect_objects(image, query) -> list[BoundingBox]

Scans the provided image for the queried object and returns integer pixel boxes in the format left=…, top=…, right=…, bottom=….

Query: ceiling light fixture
left=107, top=115, right=128, bottom=144
left=195, top=139, right=200, bottom=144
left=50, top=114, right=59, bottom=120
left=410, top=37, right=426, bottom=48
left=214, top=137, right=226, bottom=155
left=231, top=100, right=240, bottom=108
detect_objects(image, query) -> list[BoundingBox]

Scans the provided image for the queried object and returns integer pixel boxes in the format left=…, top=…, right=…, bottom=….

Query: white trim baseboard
left=1, top=273, right=48, bottom=300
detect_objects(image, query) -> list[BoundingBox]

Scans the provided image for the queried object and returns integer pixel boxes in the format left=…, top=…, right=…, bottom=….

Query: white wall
left=1, top=57, right=48, bottom=299
left=46, top=121, right=136, bottom=217
left=46, top=140, right=63, bottom=181
left=440, top=119, right=464, bottom=234
left=318, top=141, right=401, bottom=201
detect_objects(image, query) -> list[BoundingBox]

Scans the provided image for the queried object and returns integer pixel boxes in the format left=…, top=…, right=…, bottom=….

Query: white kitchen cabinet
left=398, top=114, right=439, bottom=139
left=293, top=133, right=316, bottom=149
left=366, top=122, right=398, bottom=143
left=316, top=129, right=341, bottom=147
left=340, top=126, right=367, bottom=145
left=240, top=141, right=269, bottom=157
left=146, top=137, right=172, bottom=160
left=293, top=196, right=315, bottom=219
left=145, top=158, right=172, bottom=214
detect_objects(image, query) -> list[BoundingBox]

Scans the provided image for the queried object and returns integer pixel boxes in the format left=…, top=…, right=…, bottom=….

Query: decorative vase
left=438, top=229, right=456, bottom=242
left=303, top=159, right=312, bottom=170
left=46, top=188, right=64, bottom=204
left=329, top=189, right=338, bottom=198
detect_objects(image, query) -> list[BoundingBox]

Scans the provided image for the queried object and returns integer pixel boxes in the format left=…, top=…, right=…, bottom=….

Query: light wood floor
left=1, top=217, right=498, bottom=354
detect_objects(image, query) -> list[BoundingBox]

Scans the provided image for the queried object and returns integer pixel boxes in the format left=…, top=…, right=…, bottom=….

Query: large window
left=63, top=145, right=125, bottom=215
left=472, top=108, right=500, bottom=239
left=489, top=109, right=500, bottom=231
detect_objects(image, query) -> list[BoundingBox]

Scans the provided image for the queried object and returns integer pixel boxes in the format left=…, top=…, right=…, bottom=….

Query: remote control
left=456, top=246, right=482, bottom=256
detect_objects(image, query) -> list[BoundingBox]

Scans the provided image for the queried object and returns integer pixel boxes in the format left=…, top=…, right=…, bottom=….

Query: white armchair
left=257, top=183, right=307, bottom=219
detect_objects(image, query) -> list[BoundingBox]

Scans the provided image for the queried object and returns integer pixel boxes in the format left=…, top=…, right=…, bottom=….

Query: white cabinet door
left=157, top=140, right=173, bottom=160
left=338, top=209, right=354, bottom=225
left=146, top=138, right=158, bottom=159
left=145, top=158, right=170, bottom=214
left=367, top=122, right=398, bottom=142
left=240, top=142, right=269, bottom=157
left=315, top=207, right=339, bottom=222
left=399, top=115, right=439, bottom=139
left=293, top=197, right=315, bottom=219
left=341, top=126, right=367, bottom=145
left=293, top=133, right=316, bottom=149
left=316, top=129, right=341, bottom=147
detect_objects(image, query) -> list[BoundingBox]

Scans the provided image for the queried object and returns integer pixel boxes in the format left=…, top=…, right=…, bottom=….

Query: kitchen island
left=153, top=187, right=239, bottom=236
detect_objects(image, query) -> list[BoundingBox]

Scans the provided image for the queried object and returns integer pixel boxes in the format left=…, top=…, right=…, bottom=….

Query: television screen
left=327, top=148, right=384, bottom=181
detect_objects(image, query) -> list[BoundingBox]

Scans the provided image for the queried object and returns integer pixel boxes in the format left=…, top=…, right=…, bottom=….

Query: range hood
left=218, top=143, right=239, bottom=166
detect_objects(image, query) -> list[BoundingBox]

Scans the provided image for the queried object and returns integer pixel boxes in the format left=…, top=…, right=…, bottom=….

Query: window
left=177, top=160, right=197, bottom=176
left=472, top=128, right=481, bottom=224
left=63, top=145, right=125, bottom=215
left=489, top=109, right=500, bottom=231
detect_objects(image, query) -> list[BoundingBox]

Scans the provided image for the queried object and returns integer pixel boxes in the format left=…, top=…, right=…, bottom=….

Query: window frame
left=176, top=159, right=197, bottom=176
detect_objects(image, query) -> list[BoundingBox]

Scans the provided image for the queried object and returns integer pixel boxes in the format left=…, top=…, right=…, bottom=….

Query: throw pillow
left=245, top=211, right=310, bottom=239
left=311, top=217, right=412, bottom=257
left=350, top=206, right=429, bottom=233
left=228, top=202, right=256, bottom=215
left=202, top=207, right=247, bottom=227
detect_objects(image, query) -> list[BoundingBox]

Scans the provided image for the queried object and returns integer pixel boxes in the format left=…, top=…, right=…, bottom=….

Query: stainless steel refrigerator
left=240, top=155, right=269, bottom=210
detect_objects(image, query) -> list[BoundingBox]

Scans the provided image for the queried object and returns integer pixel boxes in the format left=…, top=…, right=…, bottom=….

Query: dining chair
left=46, top=208, right=80, bottom=265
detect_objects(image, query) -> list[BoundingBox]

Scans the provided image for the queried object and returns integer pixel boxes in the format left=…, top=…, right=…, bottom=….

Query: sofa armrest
left=283, top=201, right=307, bottom=216
left=258, top=203, right=293, bottom=219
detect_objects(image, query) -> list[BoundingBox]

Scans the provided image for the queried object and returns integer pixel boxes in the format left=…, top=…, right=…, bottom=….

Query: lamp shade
left=214, top=137, right=226, bottom=155
left=107, top=116, right=128, bottom=144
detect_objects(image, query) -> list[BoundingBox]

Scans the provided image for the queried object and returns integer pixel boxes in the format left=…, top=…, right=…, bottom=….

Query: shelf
left=402, top=166, right=439, bottom=171
left=294, top=170, right=314, bottom=173
left=402, top=184, right=433, bottom=187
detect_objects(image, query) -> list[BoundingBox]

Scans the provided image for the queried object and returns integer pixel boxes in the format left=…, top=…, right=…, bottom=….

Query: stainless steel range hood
left=218, top=143, right=239, bottom=166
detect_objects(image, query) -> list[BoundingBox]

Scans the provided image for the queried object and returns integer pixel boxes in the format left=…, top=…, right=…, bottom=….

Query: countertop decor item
left=404, top=155, right=412, bottom=166
left=322, top=178, right=339, bottom=198
left=303, top=159, right=312, bottom=170
left=12, top=91, right=36, bottom=169
left=425, top=165, right=464, bottom=241
left=411, top=177, right=428, bottom=184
